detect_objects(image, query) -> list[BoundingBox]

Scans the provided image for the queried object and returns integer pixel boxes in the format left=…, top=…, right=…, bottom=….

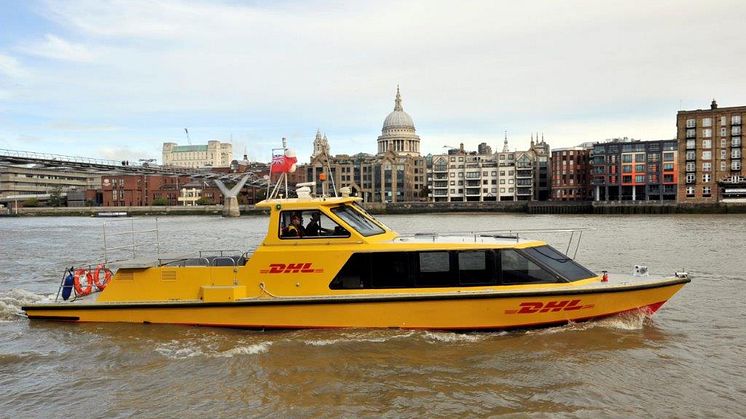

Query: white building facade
left=162, top=140, right=233, bottom=168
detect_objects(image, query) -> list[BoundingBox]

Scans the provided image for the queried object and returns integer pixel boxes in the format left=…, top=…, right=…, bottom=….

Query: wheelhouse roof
left=255, top=196, right=362, bottom=209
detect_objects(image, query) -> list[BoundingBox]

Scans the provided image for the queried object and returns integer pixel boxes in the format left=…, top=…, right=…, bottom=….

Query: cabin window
left=500, top=249, right=558, bottom=284
left=416, top=251, right=454, bottom=287
left=521, top=246, right=595, bottom=282
left=370, top=252, right=412, bottom=288
left=278, top=210, right=350, bottom=239
left=331, top=205, right=385, bottom=236
left=329, top=248, right=578, bottom=289
left=458, top=251, right=496, bottom=285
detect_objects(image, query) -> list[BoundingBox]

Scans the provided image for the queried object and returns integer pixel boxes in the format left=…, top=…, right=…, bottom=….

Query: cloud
left=45, top=120, right=120, bottom=131
left=17, top=34, right=94, bottom=62
left=0, top=53, right=27, bottom=79
left=97, top=146, right=153, bottom=162
left=0, top=0, right=743, bottom=157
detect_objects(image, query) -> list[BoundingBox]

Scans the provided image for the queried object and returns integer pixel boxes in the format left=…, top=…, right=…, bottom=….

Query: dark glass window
left=416, top=251, right=454, bottom=287
left=331, top=205, right=385, bottom=236
left=521, top=246, right=596, bottom=282
left=500, top=249, right=557, bottom=284
left=458, top=251, right=495, bottom=285
left=371, top=252, right=412, bottom=288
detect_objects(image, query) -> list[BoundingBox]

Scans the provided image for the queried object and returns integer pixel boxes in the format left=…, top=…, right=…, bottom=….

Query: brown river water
left=1, top=213, right=745, bottom=417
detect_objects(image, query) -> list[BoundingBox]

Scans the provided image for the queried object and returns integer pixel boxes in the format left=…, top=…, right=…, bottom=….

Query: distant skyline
left=1, top=0, right=745, bottom=164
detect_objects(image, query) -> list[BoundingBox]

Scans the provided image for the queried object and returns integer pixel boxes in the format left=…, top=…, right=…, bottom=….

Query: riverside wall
left=3, top=201, right=746, bottom=217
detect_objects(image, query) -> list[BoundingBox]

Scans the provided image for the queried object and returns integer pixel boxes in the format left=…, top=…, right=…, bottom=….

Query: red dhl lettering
left=505, top=299, right=594, bottom=314
left=260, top=263, right=324, bottom=274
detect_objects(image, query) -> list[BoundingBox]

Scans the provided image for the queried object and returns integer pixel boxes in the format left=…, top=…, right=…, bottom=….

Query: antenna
left=184, top=128, right=192, bottom=145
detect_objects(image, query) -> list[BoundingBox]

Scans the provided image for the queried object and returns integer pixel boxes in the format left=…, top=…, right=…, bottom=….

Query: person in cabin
left=281, top=213, right=304, bottom=238
left=304, top=211, right=333, bottom=236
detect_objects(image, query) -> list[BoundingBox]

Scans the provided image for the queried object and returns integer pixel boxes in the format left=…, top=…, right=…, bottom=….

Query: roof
left=255, top=196, right=362, bottom=209
left=172, top=145, right=209, bottom=152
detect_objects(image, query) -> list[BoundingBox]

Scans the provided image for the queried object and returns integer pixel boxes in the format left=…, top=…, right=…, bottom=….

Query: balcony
left=465, top=188, right=482, bottom=196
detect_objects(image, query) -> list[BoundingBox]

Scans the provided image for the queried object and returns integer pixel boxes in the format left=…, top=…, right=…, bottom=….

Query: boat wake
left=302, top=330, right=416, bottom=346
left=0, top=289, right=52, bottom=321
left=155, top=339, right=272, bottom=359
left=528, top=310, right=653, bottom=335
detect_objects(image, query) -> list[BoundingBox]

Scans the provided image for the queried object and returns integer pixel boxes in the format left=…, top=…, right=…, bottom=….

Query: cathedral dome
left=382, top=87, right=415, bottom=131
left=377, top=86, right=421, bottom=157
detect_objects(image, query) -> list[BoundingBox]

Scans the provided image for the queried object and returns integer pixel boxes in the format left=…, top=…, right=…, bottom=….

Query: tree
left=195, top=197, right=211, bottom=205
left=48, top=186, right=64, bottom=207
left=152, top=197, right=169, bottom=206
left=22, top=198, right=40, bottom=207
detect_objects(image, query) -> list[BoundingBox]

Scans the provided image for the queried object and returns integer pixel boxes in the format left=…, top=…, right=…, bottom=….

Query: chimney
left=711, top=99, right=718, bottom=110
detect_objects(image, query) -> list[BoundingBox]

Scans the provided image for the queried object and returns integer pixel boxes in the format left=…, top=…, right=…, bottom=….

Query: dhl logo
left=504, top=299, right=594, bottom=314
left=259, top=263, right=324, bottom=274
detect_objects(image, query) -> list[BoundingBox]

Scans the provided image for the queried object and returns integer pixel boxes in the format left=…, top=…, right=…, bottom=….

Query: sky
left=1, top=0, right=745, bottom=164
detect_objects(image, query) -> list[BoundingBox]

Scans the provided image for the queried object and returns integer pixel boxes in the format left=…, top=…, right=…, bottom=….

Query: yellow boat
left=23, top=190, right=689, bottom=331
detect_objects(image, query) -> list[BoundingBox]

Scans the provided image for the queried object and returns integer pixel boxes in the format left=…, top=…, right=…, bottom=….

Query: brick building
left=101, top=174, right=193, bottom=206
left=551, top=147, right=592, bottom=201
left=677, top=100, right=745, bottom=202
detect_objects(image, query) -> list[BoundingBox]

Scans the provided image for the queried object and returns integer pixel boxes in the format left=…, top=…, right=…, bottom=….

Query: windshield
left=521, top=245, right=596, bottom=282
left=331, top=205, right=386, bottom=237
left=351, top=202, right=390, bottom=231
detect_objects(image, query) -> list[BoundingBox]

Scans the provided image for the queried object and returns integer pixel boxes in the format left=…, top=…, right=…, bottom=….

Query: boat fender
left=73, top=268, right=93, bottom=296
left=61, top=271, right=75, bottom=301
left=93, top=264, right=113, bottom=291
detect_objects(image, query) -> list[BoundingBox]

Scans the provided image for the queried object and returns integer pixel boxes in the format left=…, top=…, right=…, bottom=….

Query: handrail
left=400, top=228, right=591, bottom=259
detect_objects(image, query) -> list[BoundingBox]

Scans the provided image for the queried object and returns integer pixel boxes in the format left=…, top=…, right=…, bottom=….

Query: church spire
left=394, top=85, right=403, bottom=111
left=530, top=132, right=534, bottom=146
left=503, top=130, right=509, bottom=152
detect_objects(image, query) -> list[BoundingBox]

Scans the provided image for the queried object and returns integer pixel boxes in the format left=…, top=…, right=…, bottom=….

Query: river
left=1, top=213, right=744, bottom=417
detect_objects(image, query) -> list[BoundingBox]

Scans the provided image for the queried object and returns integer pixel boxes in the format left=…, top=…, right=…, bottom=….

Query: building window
left=720, top=127, right=728, bottom=136
left=686, top=139, right=695, bottom=149
left=703, top=186, right=711, bottom=197
left=721, top=116, right=727, bottom=125
left=686, top=119, right=696, bottom=128
left=449, top=173, right=455, bottom=178
left=721, top=150, right=727, bottom=159
left=686, top=129, right=696, bottom=138
left=622, top=175, right=632, bottom=183
left=702, top=139, right=712, bottom=149
left=702, top=151, right=712, bottom=160
left=702, top=128, right=712, bottom=138
left=733, top=115, right=742, bottom=125
left=663, top=152, right=675, bottom=161
left=634, top=175, right=645, bottom=183
left=734, top=126, right=742, bottom=135
left=721, top=138, right=728, bottom=148
left=733, top=137, right=742, bottom=147
left=685, top=173, right=695, bottom=184
left=732, top=149, right=742, bottom=159
left=702, top=174, right=711, bottom=183
left=721, top=161, right=727, bottom=171
left=733, top=161, right=742, bottom=171
left=622, top=154, right=633, bottom=163
left=635, top=153, right=645, bottom=162
left=702, top=118, right=712, bottom=127
left=703, top=162, right=712, bottom=172
left=686, top=186, right=695, bottom=196
left=664, top=163, right=674, bottom=171
left=449, top=180, right=455, bottom=186
left=635, top=164, right=645, bottom=172
left=500, top=188, right=506, bottom=193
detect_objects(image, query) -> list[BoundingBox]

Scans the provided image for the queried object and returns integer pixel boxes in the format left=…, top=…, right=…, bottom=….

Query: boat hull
left=23, top=278, right=688, bottom=330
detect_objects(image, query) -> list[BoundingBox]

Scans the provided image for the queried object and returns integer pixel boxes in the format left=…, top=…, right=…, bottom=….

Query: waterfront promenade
left=3, top=200, right=746, bottom=217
